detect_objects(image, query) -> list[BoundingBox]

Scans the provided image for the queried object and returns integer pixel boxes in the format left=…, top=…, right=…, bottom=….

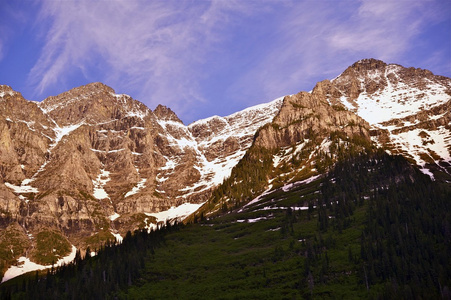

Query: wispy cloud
left=227, top=0, right=449, bottom=106
left=28, top=0, right=264, bottom=119
left=328, top=1, right=425, bottom=59
left=26, top=0, right=450, bottom=122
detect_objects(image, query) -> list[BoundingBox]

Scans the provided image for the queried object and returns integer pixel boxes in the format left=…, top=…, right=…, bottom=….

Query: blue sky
left=1, top=0, right=450, bottom=124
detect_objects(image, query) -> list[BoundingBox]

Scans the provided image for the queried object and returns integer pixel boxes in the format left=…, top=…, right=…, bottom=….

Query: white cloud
left=26, top=0, right=450, bottom=122
left=226, top=0, right=448, bottom=106
left=328, top=1, right=426, bottom=59
left=28, top=0, right=266, bottom=119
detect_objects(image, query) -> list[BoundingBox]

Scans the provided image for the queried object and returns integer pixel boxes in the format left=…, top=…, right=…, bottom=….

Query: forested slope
left=1, top=151, right=449, bottom=299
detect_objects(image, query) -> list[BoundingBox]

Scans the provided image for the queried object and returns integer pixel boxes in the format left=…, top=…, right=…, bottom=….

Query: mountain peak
left=339, top=58, right=388, bottom=77
left=0, top=85, right=20, bottom=99
left=69, top=82, right=115, bottom=95
left=40, top=82, right=115, bottom=110
left=352, top=58, right=387, bottom=68
left=38, top=82, right=150, bottom=126
left=153, top=104, right=183, bottom=124
left=0, top=85, right=14, bottom=93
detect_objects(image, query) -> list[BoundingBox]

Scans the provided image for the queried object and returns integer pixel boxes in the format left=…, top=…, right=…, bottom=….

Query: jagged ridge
left=0, top=59, right=450, bottom=281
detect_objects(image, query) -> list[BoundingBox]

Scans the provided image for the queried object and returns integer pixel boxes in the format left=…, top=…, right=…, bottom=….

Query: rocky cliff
left=0, top=82, right=282, bottom=273
left=200, top=59, right=450, bottom=217
left=0, top=59, right=450, bottom=278
left=330, top=59, right=451, bottom=179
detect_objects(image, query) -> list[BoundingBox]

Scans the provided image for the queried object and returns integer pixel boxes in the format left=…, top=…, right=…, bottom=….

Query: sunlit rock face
left=329, top=59, right=451, bottom=178
left=0, top=82, right=282, bottom=258
left=0, top=59, right=449, bottom=275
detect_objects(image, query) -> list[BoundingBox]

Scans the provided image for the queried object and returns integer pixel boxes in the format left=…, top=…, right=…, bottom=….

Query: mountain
left=0, top=82, right=282, bottom=276
left=200, top=59, right=450, bottom=217
left=331, top=59, right=451, bottom=180
left=3, top=148, right=449, bottom=299
left=0, top=59, right=450, bottom=281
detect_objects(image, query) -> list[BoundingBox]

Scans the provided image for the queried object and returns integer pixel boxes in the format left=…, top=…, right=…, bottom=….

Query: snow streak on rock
left=334, top=60, right=451, bottom=178
left=92, top=169, right=111, bottom=199
left=146, top=202, right=204, bottom=223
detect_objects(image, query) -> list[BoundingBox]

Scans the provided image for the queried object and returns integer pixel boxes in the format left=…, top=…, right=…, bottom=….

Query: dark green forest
left=1, top=152, right=450, bottom=299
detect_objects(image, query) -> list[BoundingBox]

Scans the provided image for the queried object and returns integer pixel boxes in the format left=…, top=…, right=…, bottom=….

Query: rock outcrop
left=254, top=82, right=370, bottom=149
left=330, top=59, right=451, bottom=179
left=0, top=59, right=450, bottom=276
left=0, top=83, right=282, bottom=267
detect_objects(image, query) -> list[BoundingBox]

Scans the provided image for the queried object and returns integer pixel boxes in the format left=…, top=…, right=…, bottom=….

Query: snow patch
left=236, top=216, right=270, bottom=223
left=420, top=168, right=435, bottom=180
left=92, top=169, right=111, bottom=199
left=341, top=96, right=355, bottom=111
left=53, top=123, right=84, bottom=145
left=1, top=245, right=77, bottom=283
left=0, top=90, right=14, bottom=98
left=383, top=126, right=450, bottom=178
left=109, top=213, right=120, bottom=221
left=124, top=178, right=147, bottom=198
left=344, top=69, right=451, bottom=125
left=110, top=231, right=123, bottom=244
left=282, top=174, right=322, bottom=192
left=240, top=186, right=275, bottom=211
left=5, top=182, right=39, bottom=194
left=145, top=202, right=204, bottom=224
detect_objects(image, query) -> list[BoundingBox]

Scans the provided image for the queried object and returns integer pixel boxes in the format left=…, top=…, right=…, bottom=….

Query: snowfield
left=335, top=63, right=451, bottom=178
left=145, top=202, right=204, bottom=224
left=1, top=245, right=77, bottom=283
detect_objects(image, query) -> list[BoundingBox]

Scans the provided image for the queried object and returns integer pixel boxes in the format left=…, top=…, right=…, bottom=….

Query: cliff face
left=0, top=82, right=282, bottom=267
left=329, top=59, right=451, bottom=179
left=0, top=59, right=450, bottom=276
left=254, top=81, right=370, bottom=149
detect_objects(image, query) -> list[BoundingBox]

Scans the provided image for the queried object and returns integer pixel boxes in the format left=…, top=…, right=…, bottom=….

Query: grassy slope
left=120, top=178, right=370, bottom=299
left=119, top=153, right=451, bottom=299
left=1, top=153, right=449, bottom=299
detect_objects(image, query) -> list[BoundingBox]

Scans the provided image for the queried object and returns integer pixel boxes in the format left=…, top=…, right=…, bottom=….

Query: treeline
left=317, top=151, right=451, bottom=298
left=360, top=174, right=451, bottom=298
left=1, top=150, right=449, bottom=299
left=0, top=221, right=181, bottom=300
left=208, top=130, right=374, bottom=215
left=318, top=150, right=415, bottom=232
left=209, top=146, right=275, bottom=211
left=269, top=150, right=451, bottom=298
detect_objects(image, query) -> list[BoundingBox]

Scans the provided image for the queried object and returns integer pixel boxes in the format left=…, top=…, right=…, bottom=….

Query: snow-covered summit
left=333, top=60, right=450, bottom=125
left=331, top=59, right=451, bottom=179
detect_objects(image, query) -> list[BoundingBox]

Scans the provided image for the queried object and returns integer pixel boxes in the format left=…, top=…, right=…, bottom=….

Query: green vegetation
left=1, top=153, right=450, bottom=299
left=0, top=224, right=31, bottom=277
left=206, top=146, right=276, bottom=214
left=31, top=230, right=71, bottom=266
left=84, top=230, right=116, bottom=251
